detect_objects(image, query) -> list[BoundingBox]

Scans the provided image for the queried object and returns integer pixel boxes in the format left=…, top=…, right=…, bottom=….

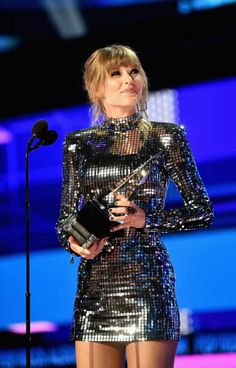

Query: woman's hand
left=109, top=193, right=146, bottom=232
left=68, top=235, right=109, bottom=260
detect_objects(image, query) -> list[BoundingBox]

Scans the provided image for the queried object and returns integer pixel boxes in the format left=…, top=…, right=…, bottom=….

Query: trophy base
left=61, top=199, right=120, bottom=249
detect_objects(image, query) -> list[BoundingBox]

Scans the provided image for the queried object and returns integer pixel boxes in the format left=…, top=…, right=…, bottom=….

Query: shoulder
left=149, top=123, right=193, bottom=163
left=150, top=121, right=186, bottom=135
left=151, top=121, right=189, bottom=144
left=64, top=126, right=99, bottom=145
left=149, top=121, right=187, bottom=145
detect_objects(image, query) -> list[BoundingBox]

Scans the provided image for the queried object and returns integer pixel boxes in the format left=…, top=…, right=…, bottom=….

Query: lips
left=121, top=88, right=137, bottom=94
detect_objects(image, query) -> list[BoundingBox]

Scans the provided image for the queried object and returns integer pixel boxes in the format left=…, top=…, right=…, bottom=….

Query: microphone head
left=42, top=130, right=58, bottom=146
left=32, top=120, right=48, bottom=138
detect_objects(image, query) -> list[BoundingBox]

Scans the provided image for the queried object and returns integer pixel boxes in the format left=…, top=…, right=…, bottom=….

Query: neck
left=102, top=112, right=142, bottom=132
left=104, top=108, right=136, bottom=119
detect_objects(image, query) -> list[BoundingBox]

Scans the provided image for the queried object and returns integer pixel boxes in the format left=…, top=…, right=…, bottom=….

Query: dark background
left=0, top=1, right=236, bottom=120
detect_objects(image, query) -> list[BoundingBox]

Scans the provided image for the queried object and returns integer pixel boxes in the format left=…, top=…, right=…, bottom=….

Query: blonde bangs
left=100, top=46, right=141, bottom=74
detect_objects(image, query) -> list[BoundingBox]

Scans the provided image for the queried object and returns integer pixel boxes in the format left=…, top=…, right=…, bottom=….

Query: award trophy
left=61, top=155, right=157, bottom=249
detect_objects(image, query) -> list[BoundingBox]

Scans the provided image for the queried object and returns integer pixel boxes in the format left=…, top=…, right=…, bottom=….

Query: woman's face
left=100, top=64, right=143, bottom=117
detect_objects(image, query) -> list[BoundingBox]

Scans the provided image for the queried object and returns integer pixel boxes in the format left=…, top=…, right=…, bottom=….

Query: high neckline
left=102, top=112, right=141, bottom=132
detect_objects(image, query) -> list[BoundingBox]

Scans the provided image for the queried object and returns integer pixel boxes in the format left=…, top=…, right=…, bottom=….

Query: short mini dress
left=56, top=113, right=213, bottom=342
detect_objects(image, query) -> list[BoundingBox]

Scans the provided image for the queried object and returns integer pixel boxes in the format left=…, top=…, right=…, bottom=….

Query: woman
left=56, top=44, right=213, bottom=368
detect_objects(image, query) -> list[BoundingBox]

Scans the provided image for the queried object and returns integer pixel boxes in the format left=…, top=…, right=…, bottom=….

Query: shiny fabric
left=56, top=115, right=213, bottom=342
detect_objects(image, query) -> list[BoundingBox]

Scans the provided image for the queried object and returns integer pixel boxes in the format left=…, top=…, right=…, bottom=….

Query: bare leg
left=75, top=341, right=125, bottom=368
left=126, top=340, right=178, bottom=368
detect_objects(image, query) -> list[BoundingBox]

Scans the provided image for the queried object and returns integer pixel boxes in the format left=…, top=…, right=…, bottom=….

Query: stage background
left=0, top=1, right=236, bottom=367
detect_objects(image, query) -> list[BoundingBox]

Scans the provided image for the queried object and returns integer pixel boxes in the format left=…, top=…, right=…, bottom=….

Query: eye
left=111, top=70, right=121, bottom=77
left=130, top=68, right=139, bottom=75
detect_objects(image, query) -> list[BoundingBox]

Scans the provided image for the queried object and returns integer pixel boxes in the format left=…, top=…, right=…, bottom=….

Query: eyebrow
left=110, top=65, right=138, bottom=71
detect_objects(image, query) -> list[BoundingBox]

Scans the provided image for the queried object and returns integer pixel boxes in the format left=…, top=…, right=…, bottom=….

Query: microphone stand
left=25, top=137, right=39, bottom=368
left=25, top=127, right=57, bottom=367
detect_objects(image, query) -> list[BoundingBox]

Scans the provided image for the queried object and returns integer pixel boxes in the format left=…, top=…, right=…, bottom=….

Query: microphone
left=32, top=120, right=48, bottom=139
left=28, top=120, right=48, bottom=147
left=28, top=120, right=58, bottom=151
left=40, top=130, right=58, bottom=146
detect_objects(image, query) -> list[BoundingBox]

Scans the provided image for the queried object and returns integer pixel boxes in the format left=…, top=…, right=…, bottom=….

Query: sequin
left=56, top=116, right=213, bottom=342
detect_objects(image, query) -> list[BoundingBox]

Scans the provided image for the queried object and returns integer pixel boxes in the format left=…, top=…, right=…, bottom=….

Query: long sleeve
left=145, top=124, right=214, bottom=233
left=55, top=133, right=81, bottom=254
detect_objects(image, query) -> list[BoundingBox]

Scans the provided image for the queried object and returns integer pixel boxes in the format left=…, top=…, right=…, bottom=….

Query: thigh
left=75, top=341, right=125, bottom=368
left=125, top=340, right=178, bottom=368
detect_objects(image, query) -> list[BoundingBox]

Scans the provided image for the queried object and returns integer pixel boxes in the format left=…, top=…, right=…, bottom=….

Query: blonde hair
left=83, top=44, right=149, bottom=124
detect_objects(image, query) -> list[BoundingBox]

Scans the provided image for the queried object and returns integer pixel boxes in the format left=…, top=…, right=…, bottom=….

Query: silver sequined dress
left=56, top=114, right=213, bottom=342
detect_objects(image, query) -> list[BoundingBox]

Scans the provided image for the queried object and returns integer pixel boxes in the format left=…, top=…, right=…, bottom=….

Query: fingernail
left=109, top=215, right=115, bottom=221
left=108, top=208, right=113, bottom=213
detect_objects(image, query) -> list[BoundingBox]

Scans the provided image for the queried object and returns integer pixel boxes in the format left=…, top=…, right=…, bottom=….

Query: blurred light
left=81, top=0, right=159, bottom=5
left=180, top=308, right=194, bottom=335
left=178, top=0, right=236, bottom=14
left=175, top=353, right=236, bottom=368
left=8, top=321, right=58, bottom=334
left=0, top=344, right=75, bottom=367
left=42, top=0, right=87, bottom=39
left=194, top=332, right=236, bottom=354
left=147, top=89, right=180, bottom=123
left=0, top=126, right=12, bottom=144
left=0, top=35, right=20, bottom=52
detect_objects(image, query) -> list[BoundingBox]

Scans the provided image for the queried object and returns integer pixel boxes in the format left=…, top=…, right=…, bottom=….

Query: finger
left=113, top=192, right=127, bottom=201
left=87, top=242, right=99, bottom=253
left=85, top=236, right=109, bottom=256
left=109, top=213, right=128, bottom=223
left=68, top=238, right=90, bottom=257
left=109, top=207, right=128, bottom=214
left=70, top=243, right=86, bottom=257
left=89, top=240, right=102, bottom=253
left=80, top=247, right=91, bottom=256
left=113, top=200, right=131, bottom=207
left=113, top=192, right=123, bottom=199
left=69, top=235, right=110, bottom=259
left=68, top=235, right=81, bottom=247
left=99, top=236, right=109, bottom=244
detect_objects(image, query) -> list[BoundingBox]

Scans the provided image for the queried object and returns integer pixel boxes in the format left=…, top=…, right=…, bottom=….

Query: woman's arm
left=55, top=132, right=81, bottom=255
left=55, top=132, right=109, bottom=259
left=145, top=124, right=214, bottom=233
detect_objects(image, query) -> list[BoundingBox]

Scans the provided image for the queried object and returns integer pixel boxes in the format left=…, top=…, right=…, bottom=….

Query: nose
left=124, top=72, right=134, bottom=84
